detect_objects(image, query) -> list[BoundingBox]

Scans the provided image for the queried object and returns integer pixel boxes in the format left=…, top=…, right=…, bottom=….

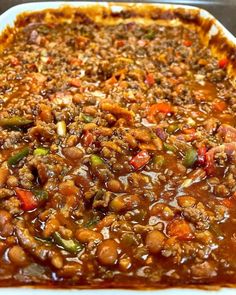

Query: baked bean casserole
left=0, top=4, right=235, bottom=289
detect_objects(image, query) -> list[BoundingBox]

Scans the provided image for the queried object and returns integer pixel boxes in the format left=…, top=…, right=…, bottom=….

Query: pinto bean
left=63, top=147, right=84, bottom=160
left=145, top=230, right=165, bottom=254
left=177, top=196, right=196, bottom=208
left=0, top=165, right=9, bottom=188
left=107, top=179, right=122, bottom=192
left=97, top=239, right=119, bottom=265
left=8, top=245, right=28, bottom=266
left=110, top=195, right=140, bottom=212
left=75, top=229, right=103, bottom=243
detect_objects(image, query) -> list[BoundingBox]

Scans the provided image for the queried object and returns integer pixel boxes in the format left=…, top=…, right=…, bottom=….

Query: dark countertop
left=0, top=0, right=235, bottom=36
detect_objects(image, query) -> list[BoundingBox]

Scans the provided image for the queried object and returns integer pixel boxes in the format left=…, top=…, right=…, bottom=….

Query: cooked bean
left=97, top=239, right=119, bottom=265
left=75, top=229, right=103, bottom=243
left=110, top=195, right=140, bottom=212
left=0, top=165, right=9, bottom=187
left=63, top=147, right=84, bottom=160
left=8, top=245, right=28, bottom=266
left=0, top=210, right=11, bottom=227
left=150, top=203, right=174, bottom=220
left=107, top=179, right=122, bottom=192
left=177, top=196, right=196, bottom=208
left=0, top=4, right=235, bottom=289
left=7, top=175, right=19, bottom=187
left=145, top=230, right=165, bottom=254
left=51, top=253, right=64, bottom=269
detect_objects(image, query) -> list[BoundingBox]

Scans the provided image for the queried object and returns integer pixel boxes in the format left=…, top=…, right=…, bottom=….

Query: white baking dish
left=0, top=2, right=235, bottom=294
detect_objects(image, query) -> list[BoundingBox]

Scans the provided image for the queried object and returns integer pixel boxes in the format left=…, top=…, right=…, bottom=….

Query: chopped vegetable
left=183, top=40, right=192, bottom=47
left=180, top=178, right=193, bottom=188
left=130, top=150, right=150, bottom=170
left=147, top=103, right=173, bottom=123
left=33, top=189, right=48, bottom=202
left=15, top=188, right=37, bottom=211
left=218, top=58, right=228, bottom=69
left=145, top=73, right=155, bottom=87
left=91, top=154, right=104, bottom=167
left=182, top=128, right=195, bottom=134
left=15, top=188, right=48, bottom=211
left=212, top=100, right=227, bottom=112
left=0, top=116, right=33, bottom=128
left=8, top=147, right=29, bottom=166
left=82, top=114, right=94, bottom=123
left=56, top=121, right=66, bottom=136
left=197, top=146, right=207, bottom=166
left=69, top=78, right=81, bottom=87
left=33, top=147, right=49, bottom=156
left=116, top=40, right=126, bottom=47
left=183, top=148, right=197, bottom=168
left=145, top=30, right=155, bottom=40
left=53, top=232, right=82, bottom=254
left=153, top=155, right=165, bottom=167
left=163, top=143, right=177, bottom=153
left=83, top=130, right=94, bottom=147
left=85, top=216, right=100, bottom=228
left=167, top=124, right=179, bottom=134
left=167, top=219, right=193, bottom=240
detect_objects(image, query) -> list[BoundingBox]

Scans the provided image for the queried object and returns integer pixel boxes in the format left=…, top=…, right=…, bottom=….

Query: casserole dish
left=0, top=1, right=235, bottom=294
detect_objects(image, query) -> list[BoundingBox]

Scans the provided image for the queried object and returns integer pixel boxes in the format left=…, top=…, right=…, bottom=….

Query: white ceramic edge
left=0, top=2, right=235, bottom=294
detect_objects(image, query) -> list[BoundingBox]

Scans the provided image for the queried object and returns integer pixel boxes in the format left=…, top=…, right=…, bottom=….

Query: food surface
left=0, top=5, right=236, bottom=288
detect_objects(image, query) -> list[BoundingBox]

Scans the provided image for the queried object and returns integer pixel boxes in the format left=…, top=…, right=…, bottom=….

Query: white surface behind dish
left=0, top=2, right=235, bottom=294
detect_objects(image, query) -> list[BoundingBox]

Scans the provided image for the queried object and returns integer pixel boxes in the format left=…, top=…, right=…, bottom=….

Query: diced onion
left=57, top=121, right=67, bottom=136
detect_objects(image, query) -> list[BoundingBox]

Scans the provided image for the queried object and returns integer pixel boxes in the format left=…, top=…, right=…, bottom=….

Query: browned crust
left=0, top=4, right=235, bottom=81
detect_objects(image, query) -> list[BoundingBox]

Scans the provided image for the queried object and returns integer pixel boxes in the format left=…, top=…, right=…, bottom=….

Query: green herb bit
left=53, top=232, right=83, bottom=254
left=85, top=216, right=100, bottom=228
left=8, top=147, right=30, bottom=166
left=33, top=147, right=49, bottom=156
left=33, top=189, right=48, bottom=202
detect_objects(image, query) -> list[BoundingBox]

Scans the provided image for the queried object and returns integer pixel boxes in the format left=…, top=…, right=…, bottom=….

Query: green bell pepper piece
left=33, top=147, right=49, bottom=156
left=53, top=232, right=83, bottom=254
left=8, top=147, right=30, bottom=166
left=91, top=154, right=104, bottom=167
left=0, top=116, right=32, bottom=128
left=183, top=148, right=198, bottom=168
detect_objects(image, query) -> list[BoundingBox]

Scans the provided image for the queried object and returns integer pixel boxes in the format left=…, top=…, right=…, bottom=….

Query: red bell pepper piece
left=83, top=130, right=94, bottom=147
left=145, top=73, right=155, bottom=87
left=10, top=57, right=20, bottom=66
left=182, top=128, right=195, bottom=134
left=218, top=58, right=228, bottom=69
left=147, top=103, right=173, bottom=123
left=212, top=100, right=227, bottom=112
left=183, top=40, right=192, bottom=47
left=15, top=188, right=37, bottom=211
left=116, top=40, right=126, bottom=47
left=69, top=78, right=81, bottom=88
left=167, top=219, right=193, bottom=240
left=221, top=198, right=234, bottom=208
left=130, top=150, right=150, bottom=170
left=197, top=146, right=207, bottom=166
